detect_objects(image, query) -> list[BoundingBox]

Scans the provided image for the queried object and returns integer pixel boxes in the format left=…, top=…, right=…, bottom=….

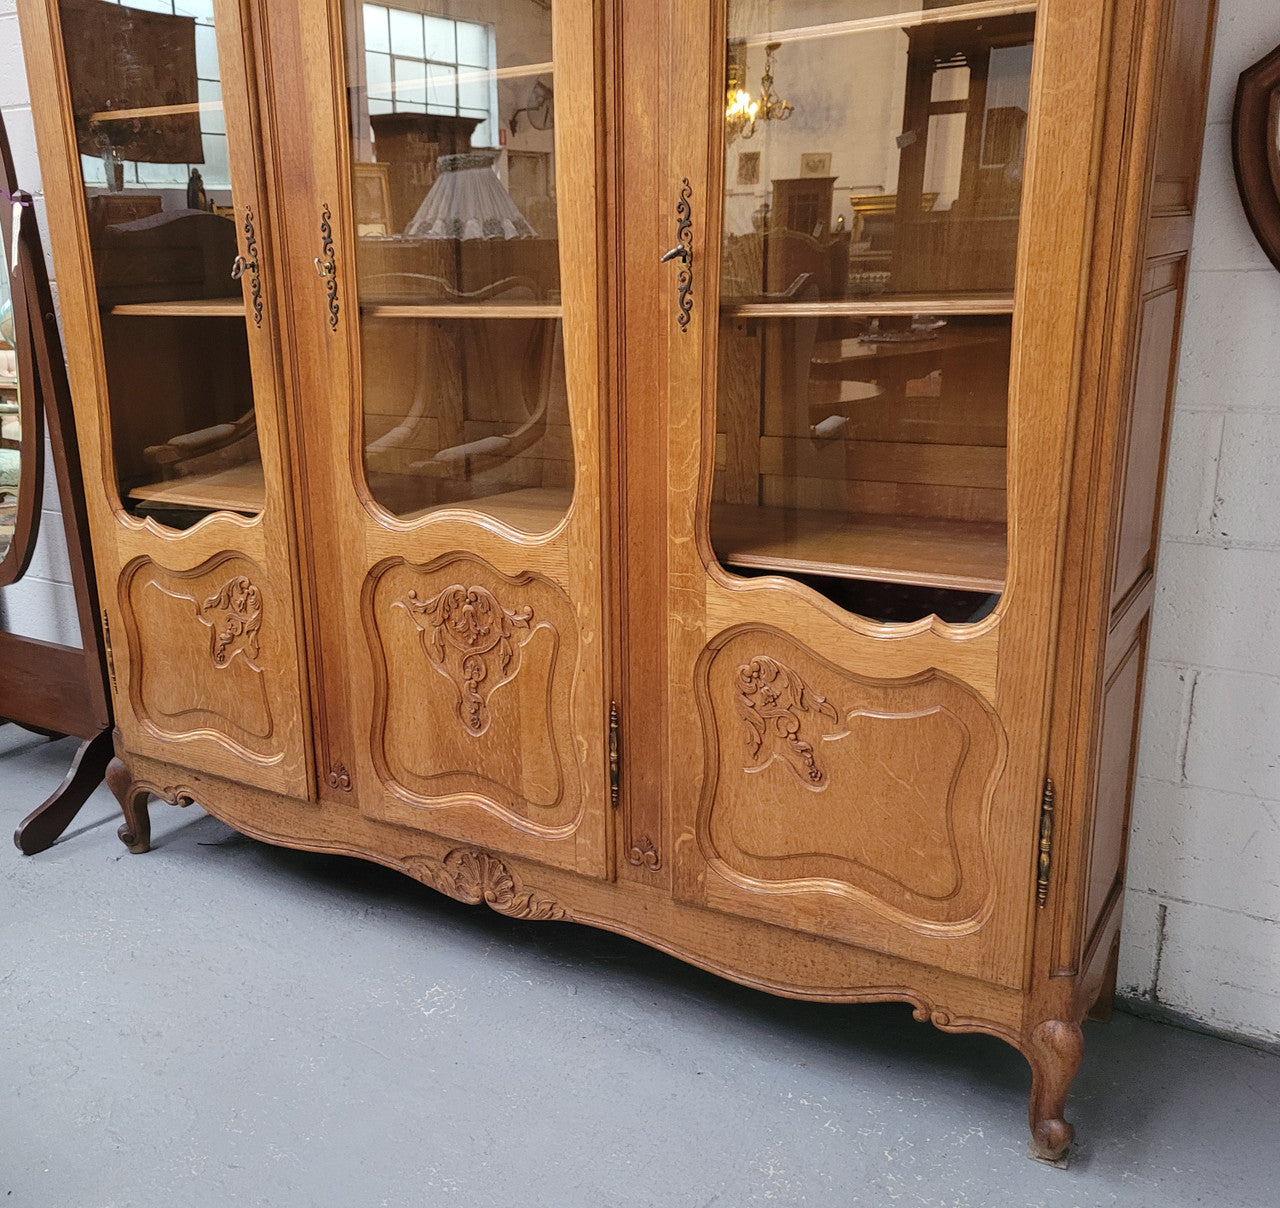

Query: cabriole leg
left=1025, top=1019, right=1085, bottom=1161
left=106, top=756, right=151, bottom=854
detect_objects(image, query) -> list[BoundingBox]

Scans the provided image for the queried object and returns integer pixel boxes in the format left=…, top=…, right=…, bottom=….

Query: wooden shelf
left=362, top=302, right=563, bottom=320
left=740, top=0, right=1037, bottom=49
left=128, top=462, right=263, bottom=515
left=87, top=100, right=223, bottom=124
left=400, top=485, right=572, bottom=530
left=108, top=299, right=246, bottom=318
left=712, top=503, right=1006, bottom=594
left=722, top=296, right=1015, bottom=319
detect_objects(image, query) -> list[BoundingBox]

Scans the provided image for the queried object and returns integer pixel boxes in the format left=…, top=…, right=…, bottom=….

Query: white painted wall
left=0, top=0, right=81, bottom=649
left=2, top=1, right=1278, bottom=1044
left=1119, top=2, right=1280, bottom=1049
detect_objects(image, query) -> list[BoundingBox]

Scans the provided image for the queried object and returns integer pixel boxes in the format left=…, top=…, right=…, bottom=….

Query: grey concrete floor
left=2, top=725, right=1278, bottom=1208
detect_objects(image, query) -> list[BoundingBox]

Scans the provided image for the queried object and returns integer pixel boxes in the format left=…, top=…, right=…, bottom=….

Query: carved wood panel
left=691, top=627, right=1008, bottom=943
left=120, top=554, right=285, bottom=765
left=365, top=555, right=584, bottom=835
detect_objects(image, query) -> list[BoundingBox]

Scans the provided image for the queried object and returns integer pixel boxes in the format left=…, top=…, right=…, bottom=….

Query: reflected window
left=362, top=4, right=499, bottom=147
left=347, top=0, right=571, bottom=533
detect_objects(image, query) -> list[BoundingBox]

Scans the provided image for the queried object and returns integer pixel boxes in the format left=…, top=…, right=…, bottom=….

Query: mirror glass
left=0, top=208, right=21, bottom=562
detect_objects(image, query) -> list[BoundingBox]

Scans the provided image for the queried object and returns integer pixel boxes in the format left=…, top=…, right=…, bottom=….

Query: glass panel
left=349, top=1, right=568, bottom=532
left=424, top=15, right=456, bottom=61
left=56, top=0, right=265, bottom=531
left=389, top=8, right=424, bottom=58
left=713, top=0, right=1035, bottom=623
left=394, top=57, right=429, bottom=107
left=0, top=218, right=20, bottom=559
left=425, top=62, right=458, bottom=111
left=364, top=3, right=389, bottom=53
left=456, top=21, right=490, bottom=68
left=367, top=50, right=394, bottom=100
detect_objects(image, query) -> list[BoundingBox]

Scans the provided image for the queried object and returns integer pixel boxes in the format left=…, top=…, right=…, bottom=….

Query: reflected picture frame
left=799, top=151, right=832, bottom=178
left=353, top=161, right=394, bottom=237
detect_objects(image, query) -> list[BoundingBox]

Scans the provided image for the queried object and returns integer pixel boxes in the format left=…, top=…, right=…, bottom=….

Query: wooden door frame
left=648, top=0, right=1115, bottom=989
left=258, top=0, right=615, bottom=878
left=17, top=0, right=315, bottom=801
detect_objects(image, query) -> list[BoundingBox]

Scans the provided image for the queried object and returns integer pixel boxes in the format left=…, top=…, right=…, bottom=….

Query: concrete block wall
left=0, top=0, right=81, bottom=648
left=2, top=4, right=1278, bottom=1045
left=1118, top=3, right=1280, bottom=1048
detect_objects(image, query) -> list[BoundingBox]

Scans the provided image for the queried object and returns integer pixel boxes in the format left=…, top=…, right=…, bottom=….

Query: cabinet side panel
left=1110, top=258, right=1184, bottom=612
left=1083, top=615, right=1149, bottom=955
left=1151, top=0, right=1217, bottom=216
left=1072, top=0, right=1218, bottom=977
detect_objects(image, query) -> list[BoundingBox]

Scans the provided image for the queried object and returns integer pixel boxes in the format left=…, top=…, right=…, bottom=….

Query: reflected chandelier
left=726, top=41, right=794, bottom=142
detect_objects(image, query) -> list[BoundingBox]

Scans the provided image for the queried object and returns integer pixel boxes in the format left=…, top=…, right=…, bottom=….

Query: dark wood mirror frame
left=0, top=109, right=112, bottom=854
left=1233, top=42, right=1280, bottom=271
left=0, top=130, right=44, bottom=588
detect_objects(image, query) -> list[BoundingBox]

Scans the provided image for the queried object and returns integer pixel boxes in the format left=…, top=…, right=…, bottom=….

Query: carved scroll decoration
left=737, top=655, right=840, bottom=787
left=200, top=575, right=263, bottom=668
left=404, top=848, right=568, bottom=921
left=397, top=584, right=533, bottom=735
left=326, top=764, right=353, bottom=793
left=628, top=835, right=662, bottom=871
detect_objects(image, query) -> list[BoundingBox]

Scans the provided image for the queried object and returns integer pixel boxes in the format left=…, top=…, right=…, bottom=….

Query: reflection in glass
left=348, top=0, right=570, bottom=531
left=0, top=224, right=20, bottom=558
left=57, top=0, right=263, bottom=531
left=713, top=0, right=1035, bottom=623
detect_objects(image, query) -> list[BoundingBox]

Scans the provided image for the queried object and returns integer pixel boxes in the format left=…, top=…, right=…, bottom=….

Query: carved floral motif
left=403, top=848, right=567, bottom=921
left=398, top=584, right=533, bottom=734
left=200, top=575, right=263, bottom=668
left=737, top=655, right=840, bottom=787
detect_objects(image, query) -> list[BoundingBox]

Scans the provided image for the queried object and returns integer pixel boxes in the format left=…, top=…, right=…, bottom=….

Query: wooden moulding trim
left=1233, top=42, right=1280, bottom=273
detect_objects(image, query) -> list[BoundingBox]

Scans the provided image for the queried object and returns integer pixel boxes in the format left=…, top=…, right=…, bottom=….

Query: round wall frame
left=1234, top=41, right=1280, bottom=272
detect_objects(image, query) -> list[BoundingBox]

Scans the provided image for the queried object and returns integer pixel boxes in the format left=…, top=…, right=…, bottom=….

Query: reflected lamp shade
left=406, top=150, right=536, bottom=240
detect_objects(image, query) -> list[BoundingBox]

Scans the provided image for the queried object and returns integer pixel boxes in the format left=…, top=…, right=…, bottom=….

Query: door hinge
left=101, top=609, right=118, bottom=696
left=609, top=701, right=620, bottom=809
left=1036, top=776, right=1056, bottom=908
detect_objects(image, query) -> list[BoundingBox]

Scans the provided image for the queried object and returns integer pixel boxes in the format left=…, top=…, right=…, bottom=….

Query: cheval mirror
left=0, top=109, right=113, bottom=855
left=0, top=131, right=42, bottom=587
left=1234, top=41, right=1280, bottom=271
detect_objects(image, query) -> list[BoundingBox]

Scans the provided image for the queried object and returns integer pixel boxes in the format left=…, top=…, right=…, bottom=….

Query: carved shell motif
left=399, top=584, right=533, bottom=735
left=200, top=575, right=263, bottom=668
left=404, top=848, right=568, bottom=921
left=737, top=655, right=841, bottom=787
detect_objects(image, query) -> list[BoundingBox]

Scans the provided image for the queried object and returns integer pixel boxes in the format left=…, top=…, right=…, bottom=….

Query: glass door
left=36, top=0, right=311, bottom=794
left=712, top=0, right=1032, bottom=622
left=285, top=0, right=610, bottom=877
left=662, top=0, right=1098, bottom=987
